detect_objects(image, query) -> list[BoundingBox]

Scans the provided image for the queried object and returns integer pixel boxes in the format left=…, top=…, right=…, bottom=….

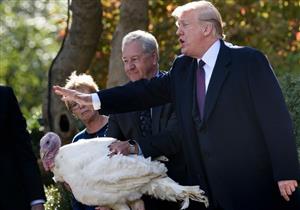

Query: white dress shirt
left=197, top=39, right=221, bottom=93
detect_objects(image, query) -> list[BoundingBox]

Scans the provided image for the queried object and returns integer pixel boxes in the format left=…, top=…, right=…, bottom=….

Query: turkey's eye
left=46, top=141, right=49, bottom=145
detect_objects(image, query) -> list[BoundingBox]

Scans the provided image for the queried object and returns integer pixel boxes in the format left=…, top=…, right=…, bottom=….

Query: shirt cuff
left=137, top=144, right=143, bottom=156
left=92, top=93, right=101, bottom=110
left=30, top=199, right=45, bottom=206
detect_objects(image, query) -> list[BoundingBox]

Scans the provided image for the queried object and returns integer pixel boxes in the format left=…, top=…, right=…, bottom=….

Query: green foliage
left=44, top=184, right=72, bottom=210
left=0, top=0, right=67, bottom=118
left=2, top=0, right=299, bottom=118
left=213, top=0, right=300, bottom=75
left=148, top=0, right=183, bottom=69
left=27, top=106, right=45, bottom=155
left=88, top=0, right=121, bottom=89
left=44, top=185, right=62, bottom=210
left=279, top=74, right=300, bottom=150
left=90, top=0, right=299, bottom=83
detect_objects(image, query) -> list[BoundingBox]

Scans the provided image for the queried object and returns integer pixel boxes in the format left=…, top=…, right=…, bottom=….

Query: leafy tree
left=107, top=0, right=148, bottom=87
left=279, top=74, right=300, bottom=149
left=91, top=0, right=299, bottom=88
left=0, top=0, right=67, bottom=125
left=1, top=0, right=299, bottom=121
left=214, top=0, right=300, bottom=75
left=42, top=0, right=102, bottom=144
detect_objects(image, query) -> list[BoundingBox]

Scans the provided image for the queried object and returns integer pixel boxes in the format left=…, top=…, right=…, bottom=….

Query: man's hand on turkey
left=108, top=140, right=133, bottom=156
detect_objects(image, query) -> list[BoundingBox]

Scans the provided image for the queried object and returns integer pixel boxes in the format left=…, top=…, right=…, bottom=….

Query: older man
left=106, top=30, right=185, bottom=210
left=54, top=1, right=300, bottom=209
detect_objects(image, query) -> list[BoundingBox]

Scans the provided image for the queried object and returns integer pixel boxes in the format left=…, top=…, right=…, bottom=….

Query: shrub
left=44, top=184, right=72, bottom=210
left=279, top=73, right=300, bottom=158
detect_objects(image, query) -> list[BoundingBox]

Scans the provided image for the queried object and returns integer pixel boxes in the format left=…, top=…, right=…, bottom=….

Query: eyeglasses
left=68, top=102, right=80, bottom=111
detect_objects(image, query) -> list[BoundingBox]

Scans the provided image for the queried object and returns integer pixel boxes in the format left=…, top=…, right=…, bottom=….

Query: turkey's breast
left=52, top=137, right=167, bottom=206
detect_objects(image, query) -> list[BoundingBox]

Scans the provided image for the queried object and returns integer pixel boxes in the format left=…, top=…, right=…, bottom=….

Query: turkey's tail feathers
left=143, top=177, right=209, bottom=209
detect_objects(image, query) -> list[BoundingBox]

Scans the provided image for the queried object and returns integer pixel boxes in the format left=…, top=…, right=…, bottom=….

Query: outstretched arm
left=54, top=73, right=172, bottom=115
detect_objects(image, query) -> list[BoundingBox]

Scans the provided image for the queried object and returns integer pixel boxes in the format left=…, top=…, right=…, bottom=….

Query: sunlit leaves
left=87, top=0, right=120, bottom=89
left=88, top=0, right=299, bottom=88
left=213, top=0, right=300, bottom=74
left=1, top=0, right=299, bottom=121
left=0, top=0, right=67, bottom=120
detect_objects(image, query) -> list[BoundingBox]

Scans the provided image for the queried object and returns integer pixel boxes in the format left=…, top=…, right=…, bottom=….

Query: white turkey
left=40, top=132, right=209, bottom=210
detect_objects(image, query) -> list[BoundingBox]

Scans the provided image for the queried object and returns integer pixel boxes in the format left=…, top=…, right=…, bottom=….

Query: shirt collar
left=155, top=70, right=160, bottom=77
left=197, top=39, right=220, bottom=69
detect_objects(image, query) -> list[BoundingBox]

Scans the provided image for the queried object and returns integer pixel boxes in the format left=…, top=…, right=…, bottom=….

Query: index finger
left=53, top=85, right=65, bottom=96
left=53, top=85, right=74, bottom=96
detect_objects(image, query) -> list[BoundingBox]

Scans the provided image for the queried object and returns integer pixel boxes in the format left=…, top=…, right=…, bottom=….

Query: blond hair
left=172, top=0, right=224, bottom=39
left=64, top=71, right=99, bottom=109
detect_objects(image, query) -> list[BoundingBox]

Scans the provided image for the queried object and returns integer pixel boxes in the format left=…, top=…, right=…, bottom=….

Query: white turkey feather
left=40, top=133, right=209, bottom=210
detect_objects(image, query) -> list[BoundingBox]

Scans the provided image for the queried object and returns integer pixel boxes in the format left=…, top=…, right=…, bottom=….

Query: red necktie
left=196, top=60, right=206, bottom=119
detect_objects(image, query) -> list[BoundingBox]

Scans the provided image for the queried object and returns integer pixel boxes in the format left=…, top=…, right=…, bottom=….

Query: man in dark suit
left=106, top=30, right=184, bottom=210
left=54, top=1, right=300, bottom=210
left=0, top=85, right=46, bottom=210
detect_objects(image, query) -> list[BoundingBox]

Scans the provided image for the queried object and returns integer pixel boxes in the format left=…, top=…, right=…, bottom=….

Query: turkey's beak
left=40, top=149, right=47, bottom=160
left=40, top=149, right=52, bottom=171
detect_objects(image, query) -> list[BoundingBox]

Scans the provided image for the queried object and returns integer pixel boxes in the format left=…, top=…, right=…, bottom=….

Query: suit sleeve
left=248, top=50, right=300, bottom=181
left=99, top=72, right=172, bottom=115
left=137, top=105, right=182, bottom=159
left=106, top=114, right=126, bottom=140
left=8, top=87, right=46, bottom=202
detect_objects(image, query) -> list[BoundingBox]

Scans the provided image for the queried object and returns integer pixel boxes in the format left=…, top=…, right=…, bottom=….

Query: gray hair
left=122, top=30, right=159, bottom=60
left=172, top=0, right=225, bottom=39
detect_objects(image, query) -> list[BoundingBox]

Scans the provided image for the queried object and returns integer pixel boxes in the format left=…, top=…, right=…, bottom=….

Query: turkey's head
left=40, top=132, right=61, bottom=171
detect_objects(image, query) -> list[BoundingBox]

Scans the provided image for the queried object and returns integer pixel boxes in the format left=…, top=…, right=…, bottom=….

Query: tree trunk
left=43, top=0, right=102, bottom=144
left=107, top=0, right=149, bottom=87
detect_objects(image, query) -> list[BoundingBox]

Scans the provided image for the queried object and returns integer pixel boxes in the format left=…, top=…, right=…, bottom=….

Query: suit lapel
left=150, top=71, right=164, bottom=134
left=179, top=58, right=206, bottom=129
left=181, top=58, right=198, bottom=115
left=204, top=40, right=231, bottom=121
